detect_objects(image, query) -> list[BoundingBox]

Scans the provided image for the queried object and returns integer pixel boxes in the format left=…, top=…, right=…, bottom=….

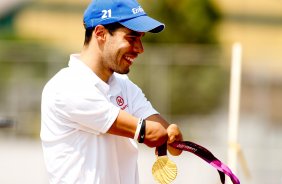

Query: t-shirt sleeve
left=54, top=88, right=120, bottom=134
left=124, top=78, right=159, bottom=119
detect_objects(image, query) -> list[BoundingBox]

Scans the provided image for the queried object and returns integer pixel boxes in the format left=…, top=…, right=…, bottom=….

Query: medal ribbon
left=169, top=141, right=240, bottom=184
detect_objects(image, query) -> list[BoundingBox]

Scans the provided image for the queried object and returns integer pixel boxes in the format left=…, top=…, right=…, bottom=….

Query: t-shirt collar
left=68, top=54, right=121, bottom=96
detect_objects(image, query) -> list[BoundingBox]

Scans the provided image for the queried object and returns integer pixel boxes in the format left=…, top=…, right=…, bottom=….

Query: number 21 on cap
left=102, top=9, right=112, bottom=19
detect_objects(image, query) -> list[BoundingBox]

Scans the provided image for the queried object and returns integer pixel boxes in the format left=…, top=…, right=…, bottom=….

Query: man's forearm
left=146, top=114, right=170, bottom=129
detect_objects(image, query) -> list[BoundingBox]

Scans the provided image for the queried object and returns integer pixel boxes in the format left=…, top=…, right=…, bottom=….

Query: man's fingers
left=167, top=134, right=175, bottom=143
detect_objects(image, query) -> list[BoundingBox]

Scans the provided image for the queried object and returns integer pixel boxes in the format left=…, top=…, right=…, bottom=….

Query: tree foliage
left=142, top=0, right=221, bottom=43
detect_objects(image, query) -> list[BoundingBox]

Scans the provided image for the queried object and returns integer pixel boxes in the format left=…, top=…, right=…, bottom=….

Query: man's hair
left=84, top=23, right=124, bottom=45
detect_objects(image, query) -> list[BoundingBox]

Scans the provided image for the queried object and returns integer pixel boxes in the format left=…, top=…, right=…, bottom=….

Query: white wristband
left=134, top=118, right=143, bottom=141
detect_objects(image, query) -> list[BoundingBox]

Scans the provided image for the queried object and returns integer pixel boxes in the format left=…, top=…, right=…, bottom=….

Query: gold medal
left=152, top=144, right=177, bottom=184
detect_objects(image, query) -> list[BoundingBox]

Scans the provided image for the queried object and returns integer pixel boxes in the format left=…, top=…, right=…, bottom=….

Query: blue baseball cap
left=83, top=0, right=165, bottom=33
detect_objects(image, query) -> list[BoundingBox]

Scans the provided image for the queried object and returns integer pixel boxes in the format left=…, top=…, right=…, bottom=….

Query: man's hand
left=144, top=120, right=168, bottom=148
left=167, top=124, right=183, bottom=156
left=146, top=114, right=184, bottom=155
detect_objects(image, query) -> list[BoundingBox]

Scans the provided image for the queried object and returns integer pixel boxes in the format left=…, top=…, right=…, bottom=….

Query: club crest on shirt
left=116, top=96, right=124, bottom=106
left=116, top=96, right=128, bottom=110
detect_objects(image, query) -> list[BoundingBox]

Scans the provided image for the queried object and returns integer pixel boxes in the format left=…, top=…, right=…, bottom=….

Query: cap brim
left=119, top=15, right=165, bottom=33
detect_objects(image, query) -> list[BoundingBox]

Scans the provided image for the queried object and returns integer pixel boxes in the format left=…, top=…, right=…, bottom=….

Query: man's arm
left=107, top=110, right=168, bottom=147
left=146, top=114, right=183, bottom=156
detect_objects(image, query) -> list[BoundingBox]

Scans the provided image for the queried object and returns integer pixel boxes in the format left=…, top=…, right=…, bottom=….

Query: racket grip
left=157, top=143, right=167, bottom=156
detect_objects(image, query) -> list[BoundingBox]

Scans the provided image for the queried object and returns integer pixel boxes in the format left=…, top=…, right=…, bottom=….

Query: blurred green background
left=1, top=0, right=282, bottom=184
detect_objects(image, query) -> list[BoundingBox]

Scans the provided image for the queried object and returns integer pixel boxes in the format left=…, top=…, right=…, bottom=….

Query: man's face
left=102, top=27, right=145, bottom=74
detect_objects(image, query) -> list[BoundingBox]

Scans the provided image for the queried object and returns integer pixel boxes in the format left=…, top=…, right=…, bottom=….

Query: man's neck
left=80, top=48, right=113, bottom=83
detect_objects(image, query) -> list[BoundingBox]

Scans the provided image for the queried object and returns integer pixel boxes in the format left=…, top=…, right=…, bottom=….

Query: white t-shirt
left=41, top=54, right=158, bottom=184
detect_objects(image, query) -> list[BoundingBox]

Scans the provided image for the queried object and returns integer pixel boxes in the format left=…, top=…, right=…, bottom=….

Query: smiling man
left=40, top=0, right=183, bottom=183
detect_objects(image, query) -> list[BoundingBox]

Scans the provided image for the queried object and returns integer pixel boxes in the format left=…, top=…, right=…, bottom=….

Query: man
left=41, top=0, right=183, bottom=183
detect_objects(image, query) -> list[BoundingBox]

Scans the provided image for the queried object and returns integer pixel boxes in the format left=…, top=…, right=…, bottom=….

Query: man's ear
left=93, top=25, right=107, bottom=42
